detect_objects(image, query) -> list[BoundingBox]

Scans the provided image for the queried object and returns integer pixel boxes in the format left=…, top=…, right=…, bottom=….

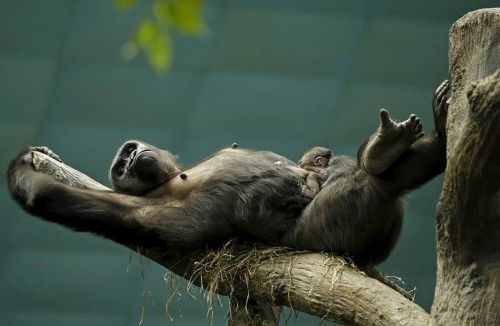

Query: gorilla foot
left=362, top=109, right=423, bottom=175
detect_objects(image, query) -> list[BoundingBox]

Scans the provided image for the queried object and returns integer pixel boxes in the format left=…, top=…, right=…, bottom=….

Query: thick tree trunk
left=432, top=8, right=500, bottom=326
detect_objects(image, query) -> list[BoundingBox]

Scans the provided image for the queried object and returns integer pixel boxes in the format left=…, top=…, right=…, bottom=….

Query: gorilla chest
left=160, top=149, right=300, bottom=200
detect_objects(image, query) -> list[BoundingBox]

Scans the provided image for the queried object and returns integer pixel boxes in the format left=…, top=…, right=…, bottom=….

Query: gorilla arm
left=7, top=148, right=202, bottom=249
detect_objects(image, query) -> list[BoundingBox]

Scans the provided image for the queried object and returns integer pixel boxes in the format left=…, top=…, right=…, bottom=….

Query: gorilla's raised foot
left=362, top=109, right=424, bottom=175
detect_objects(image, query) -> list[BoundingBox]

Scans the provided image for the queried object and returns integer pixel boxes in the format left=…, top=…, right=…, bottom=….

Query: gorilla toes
left=363, top=110, right=424, bottom=175
left=378, top=110, right=423, bottom=144
left=379, top=109, right=396, bottom=130
left=401, top=114, right=424, bottom=142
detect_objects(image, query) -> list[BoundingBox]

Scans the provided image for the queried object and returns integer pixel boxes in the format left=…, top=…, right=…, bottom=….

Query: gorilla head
left=109, top=140, right=181, bottom=195
left=298, top=146, right=332, bottom=169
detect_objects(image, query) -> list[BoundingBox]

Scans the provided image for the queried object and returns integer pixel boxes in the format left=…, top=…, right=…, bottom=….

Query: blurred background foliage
left=115, top=0, right=207, bottom=71
left=0, top=0, right=498, bottom=325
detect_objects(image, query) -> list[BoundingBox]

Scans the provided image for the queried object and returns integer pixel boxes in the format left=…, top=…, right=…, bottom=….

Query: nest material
left=160, top=241, right=357, bottom=322
left=158, top=240, right=416, bottom=323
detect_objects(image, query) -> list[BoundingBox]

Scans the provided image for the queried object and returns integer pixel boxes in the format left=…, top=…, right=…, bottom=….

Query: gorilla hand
left=433, top=80, right=450, bottom=139
left=7, top=146, right=62, bottom=212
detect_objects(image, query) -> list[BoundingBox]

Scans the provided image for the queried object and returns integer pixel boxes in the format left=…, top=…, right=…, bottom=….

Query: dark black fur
left=7, top=82, right=450, bottom=266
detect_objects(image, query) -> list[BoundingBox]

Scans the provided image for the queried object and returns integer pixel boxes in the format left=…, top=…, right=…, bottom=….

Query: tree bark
left=432, top=8, right=500, bottom=326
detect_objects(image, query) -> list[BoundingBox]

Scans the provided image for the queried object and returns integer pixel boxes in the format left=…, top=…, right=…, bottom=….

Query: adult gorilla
left=7, top=81, right=449, bottom=267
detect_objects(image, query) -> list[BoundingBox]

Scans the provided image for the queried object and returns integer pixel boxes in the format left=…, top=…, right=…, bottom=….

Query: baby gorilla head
left=109, top=140, right=181, bottom=195
left=298, top=146, right=332, bottom=169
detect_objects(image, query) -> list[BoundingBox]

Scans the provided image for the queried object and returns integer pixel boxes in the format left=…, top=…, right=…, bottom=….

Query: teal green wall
left=1, top=1, right=497, bottom=325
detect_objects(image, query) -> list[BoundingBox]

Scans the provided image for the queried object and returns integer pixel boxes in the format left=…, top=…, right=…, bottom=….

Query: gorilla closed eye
left=122, top=143, right=137, bottom=155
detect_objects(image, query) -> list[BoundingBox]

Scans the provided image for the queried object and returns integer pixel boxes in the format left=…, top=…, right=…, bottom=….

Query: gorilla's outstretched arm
left=7, top=148, right=220, bottom=249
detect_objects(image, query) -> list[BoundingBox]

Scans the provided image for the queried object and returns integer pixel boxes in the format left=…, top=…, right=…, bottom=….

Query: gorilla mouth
left=113, top=150, right=157, bottom=180
left=130, top=150, right=155, bottom=171
left=115, top=150, right=151, bottom=177
left=133, top=149, right=154, bottom=163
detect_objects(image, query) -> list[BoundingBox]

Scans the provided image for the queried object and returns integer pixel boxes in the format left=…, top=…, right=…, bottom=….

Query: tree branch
left=31, top=151, right=427, bottom=326
left=228, top=297, right=281, bottom=326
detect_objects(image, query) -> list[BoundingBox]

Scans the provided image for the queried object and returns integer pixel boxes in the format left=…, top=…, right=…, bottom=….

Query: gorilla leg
left=281, top=132, right=445, bottom=265
left=280, top=168, right=403, bottom=266
left=357, top=123, right=446, bottom=194
left=360, top=109, right=424, bottom=175
left=281, top=80, right=450, bottom=265
left=376, top=132, right=446, bottom=194
left=359, top=80, right=449, bottom=193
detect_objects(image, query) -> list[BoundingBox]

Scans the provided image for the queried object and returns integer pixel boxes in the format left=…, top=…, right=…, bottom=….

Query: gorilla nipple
left=180, top=173, right=187, bottom=180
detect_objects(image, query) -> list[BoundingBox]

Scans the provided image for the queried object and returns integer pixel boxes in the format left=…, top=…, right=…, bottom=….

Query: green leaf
left=135, top=19, right=172, bottom=71
left=116, top=0, right=207, bottom=72
left=153, top=0, right=172, bottom=23
left=147, top=31, right=172, bottom=71
left=136, top=20, right=158, bottom=47
left=114, top=0, right=138, bottom=11
left=154, top=0, right=207, bottom=35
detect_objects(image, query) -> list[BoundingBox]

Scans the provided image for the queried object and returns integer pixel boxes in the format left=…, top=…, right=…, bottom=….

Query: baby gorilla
left=298, top=146, right=358, bottom=191
left=298, top=146, right=331, bottom=173
left=295, top=146, right=331, bottom=193
left=109, top=140, right=182, bottom=195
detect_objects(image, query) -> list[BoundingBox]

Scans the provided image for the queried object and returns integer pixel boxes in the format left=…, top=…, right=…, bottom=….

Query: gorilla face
left=298, top=146, right=332, bottom=169
left=109, top=140, right=181, bottom=195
